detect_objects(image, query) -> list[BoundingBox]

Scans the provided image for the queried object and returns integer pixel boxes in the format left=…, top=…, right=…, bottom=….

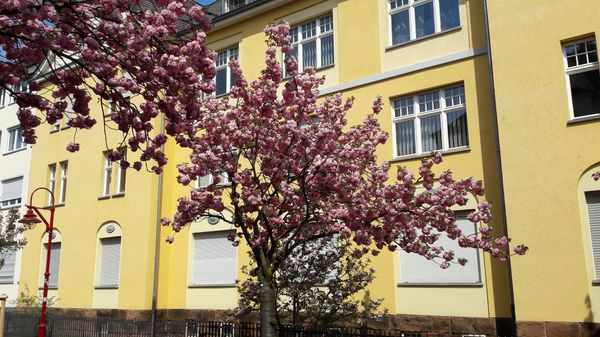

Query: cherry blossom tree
left=1, top=0, right=215, bottom=172
left=163, top=22, right=527, bottom=337
left=0, top=208, right=26, bottom=270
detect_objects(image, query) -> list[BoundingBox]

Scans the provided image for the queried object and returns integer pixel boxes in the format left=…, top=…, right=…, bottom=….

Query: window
left=98, top=237, right=121, bottom=287
left=392, top=84, right=468, bottom=157
left=223, top=0, right=255, bottom=13
left=286, top=14, right=334, bottom=73
left=197, top=171, right=230, bottom=188
left=563, top=38, right=600, bottom=118
left=0, top=88, right=6, bottom=108
left=8, top=81, right=28, bottom=104
left=389, top=0, right=460, bottom=46
left=7, top=127, right=25, bottom=152
left=48, top=164, right=56, bottom=205
left=586, top=191, right=600, bottom=280
left=192, top=231, right=237, bottom=285
left=53, top=96, right=74, bottom=131
left=1, top=177, right=23, bottom=208
left=399, top=214, right=480, bottom=284
left=59, top=162, right=68, bottom=203
left=43, top=242, right=61, bottom=289
left=215, top=46, right=239, bottom=96
left=102, top=150, right=126, bottom=196
left=0, top=250, right=17, bottom=284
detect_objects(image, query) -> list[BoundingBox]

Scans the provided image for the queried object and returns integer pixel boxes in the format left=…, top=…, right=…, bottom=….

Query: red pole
left=37, top=207, right=53, bottom=337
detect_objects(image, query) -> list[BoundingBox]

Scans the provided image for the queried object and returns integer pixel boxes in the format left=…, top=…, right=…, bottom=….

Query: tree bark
left=258, top=263, right=278, bottom=337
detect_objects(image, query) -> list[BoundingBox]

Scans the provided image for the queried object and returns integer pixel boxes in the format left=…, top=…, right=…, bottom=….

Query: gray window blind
left=193, top=231, right=236, bottom=285
left=0, top=250, right=16, bottom=284
left=1, top=177, right=23, bottom=201
left=399, top=217, right=480, bottom=284
left=586, top=191, right=600, bottom=280
left=99, top=237, right=121, bottom=287
left=44, top=243, right=61, bottom=288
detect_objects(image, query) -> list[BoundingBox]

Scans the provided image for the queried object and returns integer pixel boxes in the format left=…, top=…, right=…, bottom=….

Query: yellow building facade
left=15, top=0, right=600, bottom=336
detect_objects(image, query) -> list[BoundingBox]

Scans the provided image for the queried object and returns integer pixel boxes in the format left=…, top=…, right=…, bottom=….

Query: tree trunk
left=259, top=274, right=278, bottom=337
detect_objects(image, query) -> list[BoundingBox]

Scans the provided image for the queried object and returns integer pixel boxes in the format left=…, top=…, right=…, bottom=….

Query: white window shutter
left=586, top=192, right=600, bottom=280
left=193, top=231, right=236, bottom=285
left=0, top=250, right=16, bottom=284
left=400, top=217, right=480, bottom=284
left=1, top=177, right=23, bottom=201
left=44, top=243, right=61, bottom=288
left=99, top=237, right=121, bottom=286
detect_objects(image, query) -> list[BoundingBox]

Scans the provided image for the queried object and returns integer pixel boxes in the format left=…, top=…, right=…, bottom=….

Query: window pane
left=420, top=115, right=442, bottom=152
left=395, top=120, right=416, bottom=156
left=440, top=0, right=460, bottom=30
left=321, top=34, right=334, bottom=67
left=570, top=70, right=600, bottom=118
left=394, top=97, right=414, bottom=117
left=302, top=40, right=317, bottom=69
left=447, top=109, right=469, bottom=148
left=391, top=10, right=410, bottom=45
left=215, top=68, right=227, bottom=96
left=415, top=2, right=435, bottom=38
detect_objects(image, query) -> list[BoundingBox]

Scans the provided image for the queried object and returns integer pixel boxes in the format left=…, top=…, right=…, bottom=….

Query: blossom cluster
left=1, top=0, right=215, bottom=172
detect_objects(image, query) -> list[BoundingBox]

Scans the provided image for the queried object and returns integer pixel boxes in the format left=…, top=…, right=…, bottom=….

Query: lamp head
left=19, top=209, right=41, bottom=230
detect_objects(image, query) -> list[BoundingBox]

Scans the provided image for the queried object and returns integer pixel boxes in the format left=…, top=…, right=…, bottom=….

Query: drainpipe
left=150, top=113, right=165, bottom=337
left=482, top=0, right=518, bottom=334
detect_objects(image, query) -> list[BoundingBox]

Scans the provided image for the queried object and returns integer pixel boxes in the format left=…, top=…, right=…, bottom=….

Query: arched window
left=578, top=164, right=600, bottom=282
left=96, top=222, right=122, bottom=288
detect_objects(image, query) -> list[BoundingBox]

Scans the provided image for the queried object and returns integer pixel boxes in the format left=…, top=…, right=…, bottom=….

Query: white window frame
left=48, top=164, right=57, bottom=206
left=391, top=84, right=468, bottom=159
left=286, top=14, right=335, bottom=74
left=0, top=88, right=6, bottom=108
left=115, top=150, right=126, bottom=194
left=59, top=161, right=68, bottom=204
left=388, top=0, right=460, bottom=46
left=6, top=126, right=25, bottom=153
left=8, top=81, right=27, bottom=105
left=102, top=153, right=112, bottom=197
left=562, top=38, right=600, bottom=120
left=223, top=0, right=255, bottom=13
left=214, top=46, right=239, bottom=97
left=0, top=176, right=23, bottom=208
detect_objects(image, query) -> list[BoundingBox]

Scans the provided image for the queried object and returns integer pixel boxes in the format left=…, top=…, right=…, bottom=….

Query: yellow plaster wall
left=487, top=0, right=600, bottom=323
left=20, top=92, right=160, bottom=310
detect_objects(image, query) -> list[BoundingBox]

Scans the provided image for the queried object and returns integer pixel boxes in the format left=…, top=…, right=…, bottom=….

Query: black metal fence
left=3, top=309, right=507, bottom=337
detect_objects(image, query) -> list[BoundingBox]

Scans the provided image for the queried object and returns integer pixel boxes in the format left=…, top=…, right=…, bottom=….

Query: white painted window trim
left=391, top=84, right=468, bottom=159
left=102, top=153, right=112, bottom=197
left=6, top=126, right=25, bottom=153
left=562, top=37, right=600, bottom=121
left=285, top=13, right=335, bottom=74
left=59, top=161, right=68, bottom=204
left=48, top=164, right=56, bottom=206
left=214, top=45, right=239, bottom=97
left=388, top=0, right=459, bottom=47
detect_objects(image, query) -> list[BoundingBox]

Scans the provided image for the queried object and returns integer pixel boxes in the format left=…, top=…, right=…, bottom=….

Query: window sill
left=389, top=146, right=470, bottom=163
left=386, top=26, right=462, bottom=52
left=98, top=195, right=111, bottom=201
left=111, top=192, right=125, bottom=199
left=38, top=286, right=58, bottom=290
left=3, top=146, right=28, bottom=156
left=0, top=281, right=14, bottom=285
left=50, top=128, right=59, bottom=134
left=54, top=203, right=65, bottom=208
left=94, top=285, right=119, bottom=290
left=567, top=113, right=600, bottom=125
left=397, top=282, right=483, bottom=287
left=0, top=204, right=22, bottom=210
left=188, top=284, right=236, bottom=288
left=283, top=64, right=335, bottom=81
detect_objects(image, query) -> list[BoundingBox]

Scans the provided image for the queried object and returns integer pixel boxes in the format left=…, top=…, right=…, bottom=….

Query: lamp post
left=19, top=187, right=55, bottom=337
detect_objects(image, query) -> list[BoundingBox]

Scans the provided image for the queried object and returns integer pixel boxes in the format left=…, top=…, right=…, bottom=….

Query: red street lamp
left=19, top=187, right=56, bottom=337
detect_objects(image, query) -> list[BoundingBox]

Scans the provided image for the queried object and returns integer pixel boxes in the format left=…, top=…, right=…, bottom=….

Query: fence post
left=0, top=293, right=7, bottom=337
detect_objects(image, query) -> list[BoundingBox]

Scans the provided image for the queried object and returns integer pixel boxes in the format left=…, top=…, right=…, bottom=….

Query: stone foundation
left=516, top=320, right=600, bottom=337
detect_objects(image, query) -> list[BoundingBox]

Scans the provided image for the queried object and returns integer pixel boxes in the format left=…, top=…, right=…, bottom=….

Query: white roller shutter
left=1, top=177, right=23, bottom=202
left=399, top=217, right=481, bottom=284
left=0, top=250, right=16, bottom=284
left=43, top=243, right=61, bottom=288
left=99, top=237, right=121, bottom=286
left=192, top=231, right=236, bottom=285
left=586, top=192, right=600, bottom=280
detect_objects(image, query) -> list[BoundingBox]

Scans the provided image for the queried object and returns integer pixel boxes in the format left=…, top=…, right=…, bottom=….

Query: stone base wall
left=517, top=321, right=600, bottom=337
left=46, top=308, right=516, bottom=336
